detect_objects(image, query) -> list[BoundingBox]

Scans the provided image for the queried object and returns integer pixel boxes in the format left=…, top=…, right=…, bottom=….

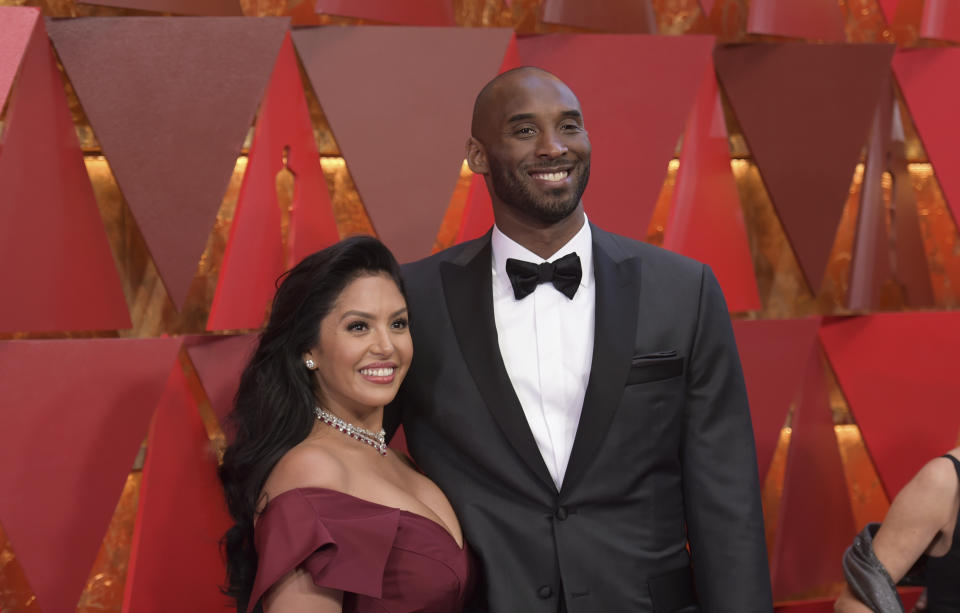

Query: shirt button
left=555, top=506, right=568, bottom=520
left=538, top=585, right=553, bottom=599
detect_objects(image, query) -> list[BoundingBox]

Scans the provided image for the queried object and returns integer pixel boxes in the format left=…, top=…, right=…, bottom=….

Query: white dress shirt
left=491, top=219, right=595, bottom=488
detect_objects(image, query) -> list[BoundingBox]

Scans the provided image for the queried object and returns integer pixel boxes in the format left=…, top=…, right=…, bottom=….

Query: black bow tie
left=505, top=252, right=582, bottom=300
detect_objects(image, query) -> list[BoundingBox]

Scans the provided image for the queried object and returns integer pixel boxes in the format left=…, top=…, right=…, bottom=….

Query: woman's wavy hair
left=218, top=235, right=404, bottom=612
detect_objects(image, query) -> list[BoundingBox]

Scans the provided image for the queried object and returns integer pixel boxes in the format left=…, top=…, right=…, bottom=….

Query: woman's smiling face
left=304, top=273, right=411, bottom=421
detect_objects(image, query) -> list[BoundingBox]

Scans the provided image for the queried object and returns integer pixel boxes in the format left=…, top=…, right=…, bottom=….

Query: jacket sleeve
left=681, top=264, right=774, bottom=612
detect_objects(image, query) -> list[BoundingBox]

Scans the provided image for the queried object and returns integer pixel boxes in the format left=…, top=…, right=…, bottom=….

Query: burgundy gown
left=248, top=488, right=473, bottom=613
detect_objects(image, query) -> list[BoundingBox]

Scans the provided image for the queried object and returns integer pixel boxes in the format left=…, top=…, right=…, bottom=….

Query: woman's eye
left=391, top=318, right=409, bottom=330
left=347, top=321, right=368, bottom=332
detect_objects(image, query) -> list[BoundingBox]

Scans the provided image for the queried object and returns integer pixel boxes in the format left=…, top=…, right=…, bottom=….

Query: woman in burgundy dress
left=219, top=236, right=472, bottom=613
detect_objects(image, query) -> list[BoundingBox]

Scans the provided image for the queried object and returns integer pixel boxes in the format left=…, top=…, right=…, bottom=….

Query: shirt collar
left=491, top=215, right=594, bottom=296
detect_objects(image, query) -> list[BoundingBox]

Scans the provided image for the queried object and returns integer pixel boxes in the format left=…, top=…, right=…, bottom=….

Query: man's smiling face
left=474, top=69, right=591, bottom=225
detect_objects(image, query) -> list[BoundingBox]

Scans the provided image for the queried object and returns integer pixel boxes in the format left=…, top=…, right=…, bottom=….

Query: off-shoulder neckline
left=267, top=487, right=465, bottom=551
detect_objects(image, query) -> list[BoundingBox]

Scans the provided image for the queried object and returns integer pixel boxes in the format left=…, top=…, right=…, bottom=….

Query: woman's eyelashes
left=345, top=317, right=408, bottom=333
left=346, top=320, right=368, bottom=333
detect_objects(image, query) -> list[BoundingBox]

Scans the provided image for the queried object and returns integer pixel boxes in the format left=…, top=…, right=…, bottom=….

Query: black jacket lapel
left=440, top=237, right=557, bottom=492
left=561, top=227, right=641, bottom=496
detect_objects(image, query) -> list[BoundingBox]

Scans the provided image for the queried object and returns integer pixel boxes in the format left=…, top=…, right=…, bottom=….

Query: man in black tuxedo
left=391, top=67, right=772, bottom=613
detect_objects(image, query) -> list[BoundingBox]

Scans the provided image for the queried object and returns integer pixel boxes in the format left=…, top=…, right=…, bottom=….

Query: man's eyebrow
left=506, top=110, right=583, bottom=124
left=507, top=112, right=536, bottom=123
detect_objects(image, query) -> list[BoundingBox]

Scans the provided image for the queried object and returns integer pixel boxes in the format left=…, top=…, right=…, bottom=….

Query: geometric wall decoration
left=732, top=317, right=821, bottom=483
left=184, top=333, right=258, bottom=431
left=847, top=79, right=894, bottom=311
left=454, top=34, right=520, bottom=246
left=663, top=59, right=760, bottom=313
left=920, top=0, right=960, bottom=42
left=746, top=0, right=846, bottom=41
left=292, top=26, right=513, bottom=263
left=770, top=344, right=857, bottom=601
left=47, top=17, right=289, bottom=307
left=0, top=338, right=181, bottom=613
left=893, top=48, right=960, bottom=231
left=889, top=104, right=935, bottom=308
left=0, top=14, right=131, bottom=332
left=539, top=0, right=656, bottom=33
left=773, top=599, right=837, bottom=613
left=78, top=0, right=242, bottom=15
left=456, top=175, right=495, bottom=244
left=876, top=0, right=901, bottom=23
left=313, top=0, right=456, bottom=25
left=208, top=33, right=339, bottom=331
left=714, top=43, right=896, bottom=293
left=121, top=363, right=233, bottom=612
left=818, top=312, right=960, bottom=498
left=517, top=34, right=714, bottom=242
left=0, top=7, right=38, bottom=113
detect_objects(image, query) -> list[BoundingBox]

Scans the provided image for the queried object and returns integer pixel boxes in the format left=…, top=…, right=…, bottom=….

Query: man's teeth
left=533, top=170, right=569, bottom=181
left=361, top=367, right=395, bottom=377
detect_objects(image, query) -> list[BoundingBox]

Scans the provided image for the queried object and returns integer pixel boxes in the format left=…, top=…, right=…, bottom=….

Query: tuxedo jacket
left=390, top=225, right=773, bottom=613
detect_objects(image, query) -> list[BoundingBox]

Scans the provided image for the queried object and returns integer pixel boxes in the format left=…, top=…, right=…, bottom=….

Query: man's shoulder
left=402, top=234, right=488, bottom=276
left=593, top=225, right=704, bottom=275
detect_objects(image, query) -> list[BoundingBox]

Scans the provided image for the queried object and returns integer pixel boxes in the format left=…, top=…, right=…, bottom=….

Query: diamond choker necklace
left=314, top=406, right=387, bottom=456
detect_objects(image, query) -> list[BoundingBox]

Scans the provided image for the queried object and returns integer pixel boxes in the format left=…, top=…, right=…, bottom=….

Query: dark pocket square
left=627, top=352, right=684, bottom=385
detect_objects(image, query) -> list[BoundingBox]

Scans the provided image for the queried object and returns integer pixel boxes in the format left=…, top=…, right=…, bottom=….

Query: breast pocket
left=626, top=350, right=684, bottom=385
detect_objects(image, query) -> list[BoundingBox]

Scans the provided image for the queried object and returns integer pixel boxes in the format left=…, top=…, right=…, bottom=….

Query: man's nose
left=536, top=129, right=568, bottom=158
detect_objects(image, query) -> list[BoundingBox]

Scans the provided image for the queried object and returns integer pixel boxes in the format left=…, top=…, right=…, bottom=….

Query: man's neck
left=494, top=206, right=586, bottom=260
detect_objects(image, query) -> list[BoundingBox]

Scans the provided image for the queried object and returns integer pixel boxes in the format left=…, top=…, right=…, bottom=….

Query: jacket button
left=538, top=585, right=553, bottom=599
left=555, top=506, right=568, bottom=520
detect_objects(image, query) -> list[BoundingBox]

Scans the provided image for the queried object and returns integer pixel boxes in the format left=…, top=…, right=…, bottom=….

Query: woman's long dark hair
left=219, top=235, right=404, bottom=612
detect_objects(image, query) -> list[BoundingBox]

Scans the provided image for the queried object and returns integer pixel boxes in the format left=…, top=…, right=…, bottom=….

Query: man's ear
left=465, top=136, right=489, bottom=174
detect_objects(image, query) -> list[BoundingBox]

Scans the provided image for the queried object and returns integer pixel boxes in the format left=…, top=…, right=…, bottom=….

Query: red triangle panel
left=457, top=175, right=495, bottom=244
left=47, top=17, right=289, bottom=307
left=770, top=345, right=857, bottom=600
left=0, top=15, right=130, bottom=332
left=208, top=33, right=339, bottom=331
left=517, top=34, right=714, bottom=241
left=185, top=333, right=258, bottom=432
left=663, top=60, right=760, bottom=312
left=455, top=34, right=519, bottom=245
left=714, top=43, right=895, bottom=292
left=122, top=364, right=233, bottom=612
left=314, top=0, right=455, bottom=25
left=893, top=48, right=960, bottom=231
left=80, top=0, right=241, bottom=15
left=921, top=0, right=960, bottom=42
left=0, top=7, right=38, bottom=112
left=747, top=0, right=846, bottom=41
left=0, top=338, right=181, bottom=613
left=818, top=313, right=960, bottom=498
left=293, top=27, right=513, bottom=263
left=774, top=599, right=836, bottom=613
left=889, top=123, right=935, bottom=308
left=877, top=0, right=899, bottom=23
left=540, top=0, right=655, bottom=33
left=732, top=317, right=821, bottom=483
left=848, top=80, right=894, bottom=311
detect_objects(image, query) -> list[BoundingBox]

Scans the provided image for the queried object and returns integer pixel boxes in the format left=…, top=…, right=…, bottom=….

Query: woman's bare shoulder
left=262, top=441, right=349, bottom=503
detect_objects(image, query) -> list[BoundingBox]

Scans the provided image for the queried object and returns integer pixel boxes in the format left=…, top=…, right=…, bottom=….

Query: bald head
left=470, top=67, right=581, bottom=141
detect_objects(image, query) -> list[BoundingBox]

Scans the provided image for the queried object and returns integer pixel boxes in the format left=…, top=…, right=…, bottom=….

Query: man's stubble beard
left=487, top=157, right=590, bottom=225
